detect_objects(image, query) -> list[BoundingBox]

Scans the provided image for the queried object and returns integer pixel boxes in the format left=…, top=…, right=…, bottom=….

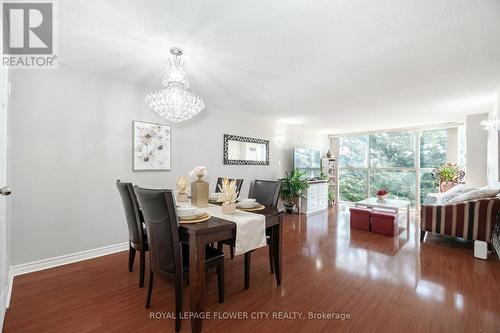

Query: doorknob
left=0, top=187, right=11, bottom=196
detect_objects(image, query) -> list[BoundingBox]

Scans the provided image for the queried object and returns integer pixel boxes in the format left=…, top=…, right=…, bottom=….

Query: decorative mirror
left=223, top=134, right=270, bottom=165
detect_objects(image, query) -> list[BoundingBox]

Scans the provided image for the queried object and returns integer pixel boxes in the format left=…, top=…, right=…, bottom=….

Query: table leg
left=272, top=214, right=283, bottom=286
left=188, top=232, right=206, bottom=333
left=407, top=204, right=410, bottom=224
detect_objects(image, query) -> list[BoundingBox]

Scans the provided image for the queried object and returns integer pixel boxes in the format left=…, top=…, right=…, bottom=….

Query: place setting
left=177, top=206, right=211, bottom=224
left=236, top=198, right=265, bottom=211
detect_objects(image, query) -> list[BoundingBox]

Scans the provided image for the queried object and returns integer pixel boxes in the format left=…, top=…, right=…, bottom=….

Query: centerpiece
left=376, top=189, right=389, bottom=202
left=280, top=169, right=309, bottom=214
left=190, top=166, right=209, bottom=207
left=218, top=177, right=239, bottom=214
left=176, top=176, right=189, bottom=202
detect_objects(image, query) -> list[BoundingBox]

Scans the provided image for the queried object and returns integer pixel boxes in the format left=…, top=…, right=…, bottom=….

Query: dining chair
left=218, top=179, right=282, bottom=289
left=134, top=187, right=225, bottom=332
left=116, top=180, right=148, bottom=288
left=215, top=177, right=244, bottom=195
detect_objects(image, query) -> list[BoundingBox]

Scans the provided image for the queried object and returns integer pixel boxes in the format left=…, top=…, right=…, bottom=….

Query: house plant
left=280, top=169, right=309, bottom=213
left=432, top=163, right=465, bottom=192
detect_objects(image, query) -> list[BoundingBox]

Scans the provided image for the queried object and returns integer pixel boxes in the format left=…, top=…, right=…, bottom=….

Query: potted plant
left=280, top=169, right=309, bottom=213
left=432, top=163, right=465, bottom=192
left=328, top=189, right=335, bottom=207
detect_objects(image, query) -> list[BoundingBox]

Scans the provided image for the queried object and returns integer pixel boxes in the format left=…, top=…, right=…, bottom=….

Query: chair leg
left=217, top=242, right=223, bottom=252
left=217, top=259, right=224, bottom=303
left=175, top=274, right=183, bottom=332
left=230, top=245, right=235, bottom=259
left=420, top=230, right=426, bottom=242
left=268, top=244, right=274, bottom=274
left=139, top=250, right=145, bottom=288
left=145, top=270, right=154, bottom=309
left=244, top=252, right=251, bottom=290
left=128, top=245, right=136, bottom=272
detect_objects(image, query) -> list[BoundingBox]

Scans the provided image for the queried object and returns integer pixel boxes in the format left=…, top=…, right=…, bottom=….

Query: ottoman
left=349, top=207, right=372, bottom=231
left=371, top=211, right=399, bottom=236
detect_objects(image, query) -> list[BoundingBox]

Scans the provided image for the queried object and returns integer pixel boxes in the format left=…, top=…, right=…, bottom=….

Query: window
left=339, top=136, right=368, bottom=168
left=339, top=169, right=368, bottom=202
left=370, top=132, right=415, bottom=168
left=337, top=127, right=462, bottom=208
left=370, top=170, right=416, bottom=206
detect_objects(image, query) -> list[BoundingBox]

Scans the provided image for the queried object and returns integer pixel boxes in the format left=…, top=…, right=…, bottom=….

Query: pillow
left=447, top=188, right=500, bottom=204
left=424, top=193, right=441, bottom=205
left=438, top=184, right=478, bottom=204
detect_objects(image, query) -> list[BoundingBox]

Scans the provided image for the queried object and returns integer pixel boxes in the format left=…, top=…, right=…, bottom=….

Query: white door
left=0, top=67, right=10, bottom=329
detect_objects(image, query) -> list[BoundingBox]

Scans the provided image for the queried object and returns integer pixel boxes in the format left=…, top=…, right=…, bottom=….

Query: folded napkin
left=202, top=204, right=266, bottom=255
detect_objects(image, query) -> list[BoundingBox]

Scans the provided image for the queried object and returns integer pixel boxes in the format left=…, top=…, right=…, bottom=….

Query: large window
left=337, top=127, right=460, bottom=208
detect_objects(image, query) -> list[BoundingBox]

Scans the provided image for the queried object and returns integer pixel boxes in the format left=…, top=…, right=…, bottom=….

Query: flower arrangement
left=189, top=166, right=207, bottom=180
left=176, top=176, right=189, bottom=202
left=432, top=163, right=465, bottom=192
left=218, top=177, right=239, bottom=214
left=376, top=189, right=389, bottom=202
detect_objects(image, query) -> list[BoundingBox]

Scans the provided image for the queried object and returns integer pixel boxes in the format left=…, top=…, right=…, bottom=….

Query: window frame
left=335, top=126, right=462, bottom=210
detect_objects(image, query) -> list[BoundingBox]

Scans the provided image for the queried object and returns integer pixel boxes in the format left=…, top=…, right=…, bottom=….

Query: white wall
left=465, top=113, right=488, bottom=187
left=487, top=92, right=500, bottom=188
left=8, top=65, right=327, bottom=265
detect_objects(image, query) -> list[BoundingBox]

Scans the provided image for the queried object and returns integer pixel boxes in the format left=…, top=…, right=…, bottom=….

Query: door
left=0, top=67, right=10, bottom=329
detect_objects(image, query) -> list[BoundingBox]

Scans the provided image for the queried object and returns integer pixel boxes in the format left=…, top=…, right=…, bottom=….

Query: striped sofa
left=420, top=197, right=500, bottom=244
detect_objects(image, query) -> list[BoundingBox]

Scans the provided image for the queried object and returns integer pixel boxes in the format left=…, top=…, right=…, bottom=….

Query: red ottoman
left=371, top=211, right=399, bottom=236
left=350, top=207, right=372, bottom=231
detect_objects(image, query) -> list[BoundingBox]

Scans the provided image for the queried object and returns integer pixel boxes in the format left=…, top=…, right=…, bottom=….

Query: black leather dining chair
left=215, top=177, right=244, bottom=195
left=116, top=180, right=148, bottom=288
left=134, top=187, right=225, bottom=332
left=218, top=179, right=282, bottom=289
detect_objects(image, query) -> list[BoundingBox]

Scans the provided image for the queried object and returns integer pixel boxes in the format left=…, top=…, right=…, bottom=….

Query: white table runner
left=202, top=204, right=266, bottom=256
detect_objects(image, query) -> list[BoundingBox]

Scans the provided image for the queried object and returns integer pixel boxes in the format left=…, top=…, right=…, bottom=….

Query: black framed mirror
left=223, top=134, right=270, bottom=165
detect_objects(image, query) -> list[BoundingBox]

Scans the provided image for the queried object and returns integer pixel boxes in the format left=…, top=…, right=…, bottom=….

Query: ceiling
left=59, top=0, right=500, bottom=133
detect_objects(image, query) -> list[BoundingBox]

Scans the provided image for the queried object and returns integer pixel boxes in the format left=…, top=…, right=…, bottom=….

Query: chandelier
left=145, top=47, right=205, bottom=123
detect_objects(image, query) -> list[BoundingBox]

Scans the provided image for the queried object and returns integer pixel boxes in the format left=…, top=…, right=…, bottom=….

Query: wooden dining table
left=178, top=206, right=284, bottom=333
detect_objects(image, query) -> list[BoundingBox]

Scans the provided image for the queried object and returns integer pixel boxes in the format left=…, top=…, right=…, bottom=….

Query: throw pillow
left=447, top=188, right=500, bottom=204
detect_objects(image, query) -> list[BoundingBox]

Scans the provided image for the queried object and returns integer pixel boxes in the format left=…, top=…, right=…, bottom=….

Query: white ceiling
left=59, top=0, right=500, bottom=133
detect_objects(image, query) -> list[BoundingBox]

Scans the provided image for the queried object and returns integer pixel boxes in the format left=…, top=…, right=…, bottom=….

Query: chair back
left=249, top=179, right=283, bottom=208
left=134, top=187, right=181, bottom=276
left=215, top=177, right=244, bottom=195
left=116, top=180, right=144, bottom=246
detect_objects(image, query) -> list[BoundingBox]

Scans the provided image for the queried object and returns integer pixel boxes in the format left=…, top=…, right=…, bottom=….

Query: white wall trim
left=6, top=242, right=128, bottom=308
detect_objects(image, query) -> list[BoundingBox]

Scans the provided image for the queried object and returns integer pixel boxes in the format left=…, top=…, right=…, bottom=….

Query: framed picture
left=133, top=121, right=171, bottom=171
left=223, top=134, right=270, bottom=165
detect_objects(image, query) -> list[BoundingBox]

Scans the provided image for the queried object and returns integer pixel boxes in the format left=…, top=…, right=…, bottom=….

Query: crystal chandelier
left=145, top=47, right=205, bottom=123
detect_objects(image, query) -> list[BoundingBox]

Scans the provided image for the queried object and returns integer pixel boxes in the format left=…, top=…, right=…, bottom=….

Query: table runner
left=202, top=204, right=266, bottom=255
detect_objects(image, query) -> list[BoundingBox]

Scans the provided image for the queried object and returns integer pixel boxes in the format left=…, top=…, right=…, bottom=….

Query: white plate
left=178, top=209, right=202, bottom=218
left=237, top=202, right=259, bottom=208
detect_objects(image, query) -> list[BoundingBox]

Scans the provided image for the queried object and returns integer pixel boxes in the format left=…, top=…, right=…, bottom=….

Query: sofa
left=420, top=197, right=500, bottom=244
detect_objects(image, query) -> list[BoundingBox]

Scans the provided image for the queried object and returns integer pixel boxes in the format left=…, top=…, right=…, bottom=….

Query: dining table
left=178, top=206, right=284, bottom=333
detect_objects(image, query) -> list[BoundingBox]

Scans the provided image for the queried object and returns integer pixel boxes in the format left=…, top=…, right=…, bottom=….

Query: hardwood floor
left=4, top=206, right=500, bottom=332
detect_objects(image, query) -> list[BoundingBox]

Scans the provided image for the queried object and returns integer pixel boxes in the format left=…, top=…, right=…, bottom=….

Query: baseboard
left=6, top=241, right=128, bottom=308
left=0, top=285, right=6, bottom=331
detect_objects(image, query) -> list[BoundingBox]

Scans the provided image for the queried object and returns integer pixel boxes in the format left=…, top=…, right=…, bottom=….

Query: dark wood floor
left=4, top=206, right=500, bottom=332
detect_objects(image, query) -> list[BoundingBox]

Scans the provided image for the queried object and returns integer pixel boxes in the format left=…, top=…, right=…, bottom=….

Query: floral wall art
left=133, top=121, right=171, bottom=171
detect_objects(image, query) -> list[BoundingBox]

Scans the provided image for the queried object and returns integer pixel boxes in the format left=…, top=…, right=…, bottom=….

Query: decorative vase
left=326, top=150, right=332, bottom=158
left=191, top=175, right=209, bottom=207
left=440, top=181, right=455, bottom=193
left=376, top=194, right=387, bottom=203
left=176, top=192, right=188, bottom=202
left=221, top=202, right=236, bottom=214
